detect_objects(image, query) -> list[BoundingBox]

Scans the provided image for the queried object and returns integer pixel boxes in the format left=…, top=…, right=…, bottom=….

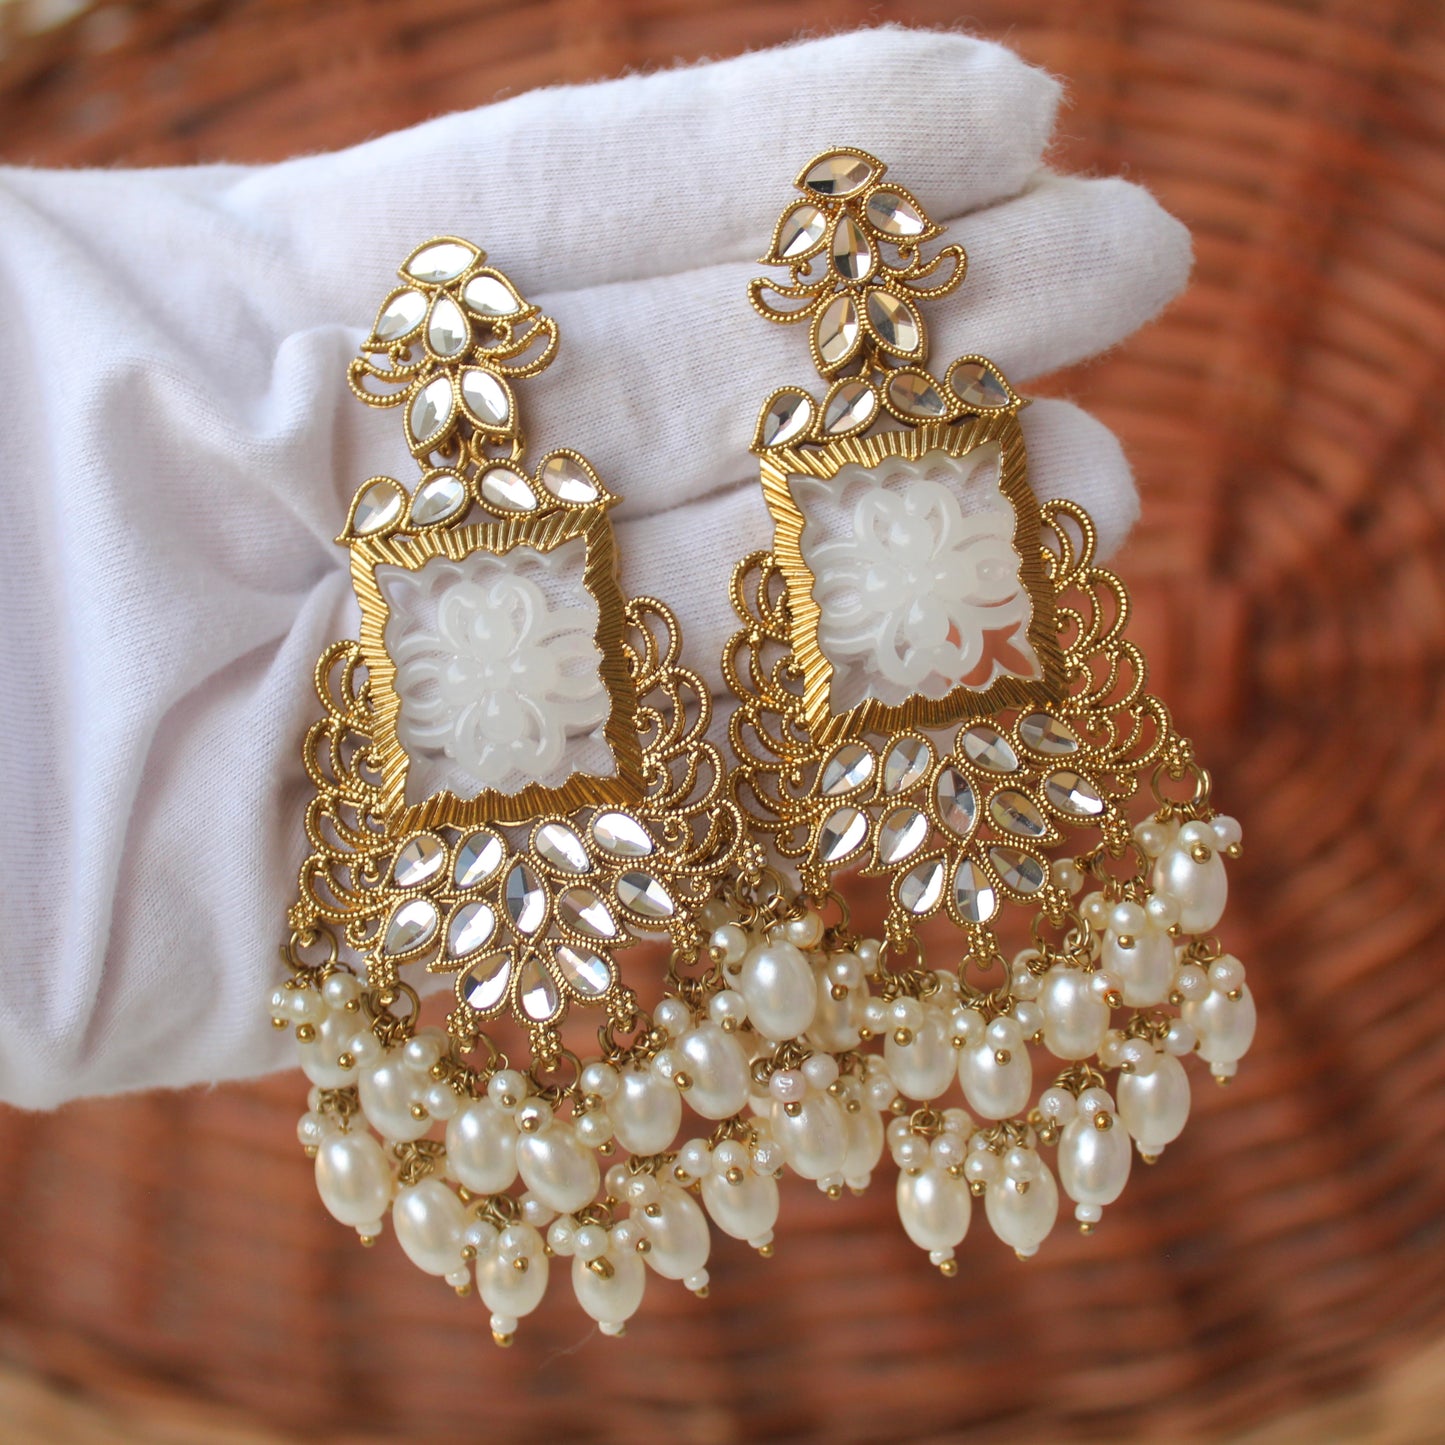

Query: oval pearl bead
left=516, top=1125, right=600, bottom=1214
left=476, top=1235, right=548, bottom=1319
left=674, top=1024, right=751, bottom=1121
left=393, top=1178, right=466, bottom=1276
left=771, top=1091, right=848, bottom=1180
left=808, top=972, right=864, bottom=1052
left=610, top=1067, right=683, bottom=1154
left=358, top=1059, right=430, bottom=1141
left=885, top=1012, right=956, bottom=1100
left=701, top=1168, right=780, bottom=1242
left=842, top=1097, right=886, bottom=1187
left=572, top=1247, right=646, bottom=1328
left=638, top=1183, right=711, bottom=1280
left=298, top=1009, right=356, bottom=1088
left=314, top=1132, right=392, bottom=1227
left=985, top=1163, right=1059, bottom=1255
left=1182, top=982, right=1257, bottom=1066
left=958, top=1040, right=1033, bottom=1120
left=1059, top=1116, right=1132, bottom=1206
left=1038, top=968, right=1110, bottom=1061
left=1153, top=843, right=1228, bottom=933
left=897, top=1165, right=971, bottom=1252
left=1103, top=928, right=1175, bottom=1007
left=739, top=940, right=817, bottom=1042
left=445, top=1098, right=519, bottom=1194
left=1117, top=1051, right=1191, bottom=1152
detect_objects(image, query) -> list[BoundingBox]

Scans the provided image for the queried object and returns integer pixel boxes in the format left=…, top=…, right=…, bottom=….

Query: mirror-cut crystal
left=409, top=473, right=467, bottom=526
left=540, top=455, right=600, bottom=504
left=877, top=805, right=929, bottom=865
left=899, top=857, right=945, bottom=913
left=353, top=479, right=404, bottom=535
left=1019, top=713, right=1080, bottom=754
left=393, top=831, right=445, bottom=887
left=478, top=466, right=537, bottom=512
left=865, top=190, right=926, bottom=236
left=823, top=381, right=877, bottom=435
left=426, top=294, right=469, bottom=357
left=503, top=863, right=547, bottom=935
left=935, top=767, right=978, bottom=839
left=375, top=287, right=427, bottom=342
left=383, top=897, right=439, bottom=955
left=830, top=215, right=873, bottom=282
left=461, top=368, right=510, bottom=427
left=536, top=823, right=590, bottom=874
left=820, top=743, right=875, bottom=796
left=591, top=811, right=654, bottom=858
left=554, top=943, right=611, bottom=998
left=960, top=724, right=1019, bottom=773
left=518, top=957, right=561, bottom=1021
left=990, top=789, right=1047, bottom=837
left=409, top=376, right=454, bottom=443
left=883, top=736, right=933, bottom=793
left=804, top=152, right=876, bottom=197
left=455, top=830, right=504, bottom=888
left=866, top=290, right=921, bottom=353
left=817, top=805, right=868, bottom=863
left=461, top=952, right=511, bottom=1011
left=815, top=294, right=859, bottom=367
left=462, top=273, right=521, bottom=316
left=405, top=241, right=476, bottom=283
left=448, top=901, right=497, bottom=958
left=989, top=847, right=1046, bottom=894
left=557, top=886, right=618, bottom=940
left=888, top=371, right=948, bottom=418
left=777, top=202, right=828, bottom=258
left=953, top=860, right=999, bottom=923
left=617, top=871, right=674, bottom=920
left=761, top=391, right=813, bottom=447
left=1043, top=769, right=1105, bottom=816
left=951, top=361, right=1011, bottom=409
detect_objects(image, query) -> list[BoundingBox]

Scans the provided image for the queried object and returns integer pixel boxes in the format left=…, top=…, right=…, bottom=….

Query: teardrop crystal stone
left=815, top=294, right=859, bottom=367
left=899, top=857, right=945, bottom=914
left=591, top=811, right=654, bottom=858
left=817, top=805, right=868, bottom=863
left=554, top=943, right=611, bottom=998
left=557, top=886, right=618, bottom=939
left=478, top=466, right=537, bottom=512
left=462, top=272, right=521, bottom=316
left=426, top=294, right=469, bottom=357
left=823, top=380, right=877, bottom=434
left=989, top=847, right=1046, bottom=894
left=408, top=377, right=454, bottom=444
left=960, top=724, right=1019, bottom=773
left=460, top=952, right=511, bottom=1011
left=374, top=288, right=426, bottom=342
left=866, top=190, right=925, bottom=236
left=953, top=860, right=999, bottom=923
left=888, top=371, right=948, bottom=418
left=1019, top=713, right=1080, bottom=754
left=951, top=361, right=1011, bottom=409
left=455, top=830, right=503, bottom=888
left=820, top=743, right=875, bottom=795
left=539, top=455, right=599, bottom=504
left=803, top=152, right=876, bottom=197
left=934, top=767, right=977, bottom=839
left=616, top=871, right=674, bottom=920
left=883, top=736, right=933, bottom=793
left=461, top=369, right=510, bottom=427
left=1044, top=769, right=1105, bottom=816
left=777, top=202, right=827, bottom=258
left=405, top=240, right=476, bottom=283
left=393, top=832, right=445, bottom=887
left=990, top=789, right=1047, bottom=837
left=761, top=391, right=813, bottom=447
left=535, top=823, right=590, bottom=874
left=503, top=864, right=547, bottom=935
left=409, top=472, right=467, bottom=526
left=877, top=806, right=929, bottom=865
left=867, top=290, right=920, bottom=353
left=517, top=957, right=561, bottom=1021
left=383, top=898, right=439, bottom=956
left=448, top=901, right=497, bottom=958
left=352, top=478, right=404, bottom=535
left=831, top=215, right=873, bottom=282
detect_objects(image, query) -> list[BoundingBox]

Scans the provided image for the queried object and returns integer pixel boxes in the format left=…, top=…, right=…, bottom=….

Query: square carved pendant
left=350, top=505, right=643, bottom=828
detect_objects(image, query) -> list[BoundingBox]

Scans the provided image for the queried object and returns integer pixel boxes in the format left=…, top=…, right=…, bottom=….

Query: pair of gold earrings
left=271, top=149, right=1254, bottom=1343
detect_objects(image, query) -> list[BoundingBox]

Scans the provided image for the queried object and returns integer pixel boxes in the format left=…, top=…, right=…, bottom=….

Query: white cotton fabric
left=0, top=26, right=1191, bottom=1108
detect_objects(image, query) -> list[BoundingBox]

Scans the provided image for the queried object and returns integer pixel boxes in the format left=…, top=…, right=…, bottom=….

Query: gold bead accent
left=726, top=1166, right=745, bottom=1185
left=492, top=1331, right=515, bottom=1349
left=1225, top=842, right=1243, bottom=860
left=708, top=942, right=728, bottom=964
left=969, top=1180, right=986, bottom=1197
left=1227, top=987, right=1244, bottom=1001
left=453, top=1283, right=472, bottom=1297
left=889, top=1096, right=907, bottom=1114
left=644, top=1203, right=662, bottom=1218
left=518, top=1114, right=541, bottom=1133
left=636, top=1238, right=652, bottom=1254
left=825, top=1184, right=843, bottom=1200
left=302, top=1145, right=318, bottom=1158
left=946, top=1163, right=966, bottom=1179
left=830, top=984, right=849, bottom=1001
left=693, top=1283, right=710, bottom=1299
left=271, top=1017, right=289, bottom=1031
left=994, top=1048, right=1012, bottom=1065
left=845, top=1099, right=861, bottom=1114
left=430, top=1062, right=447, bottom=1080
left=1141, top=1151, right=1160, bottom=1165
left=461, top=1245, right=477, bottom=1262
left=1117, top=934, right=1135, bottom=950
left=1078, top=1221, right=1095, bottom=1235
left=359, top=1235, right=378, bottom=1248
left=409, top=1103, right=429, bottom=1121
left=674, top=1071, right=694, bottom=1091
left=295, top=1023, right=317, bottom=1043
left=1094, top=1112, right=1113, bottom=1130
left=758, top=1243, right=775, bottom=1258
left=1190, top=843, right=1212, bottom=863
left=783, top=1101, right=803, bottom=1117
left=1215, top=1073, right=1234, bottom=1087
left=599, top=1140, right=616, bottom=1156
left=721, top=1017, right=739, bottom=1032
left=586, top=1256, right=615, bottom=1279
left=893, top=1027, right=914, bottom=1046
left=337, top=1052, right=356, bottom=1070
left=938, top=1258, right=958, bottom=1277
left=512, top=1256, right=530, bottom=1273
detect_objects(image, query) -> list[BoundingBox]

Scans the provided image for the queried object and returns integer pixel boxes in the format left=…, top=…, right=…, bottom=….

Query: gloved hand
left=0, top=26, right=1190, bottom=1108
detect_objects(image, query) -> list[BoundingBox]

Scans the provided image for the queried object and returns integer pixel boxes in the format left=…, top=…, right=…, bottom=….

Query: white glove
left=0, top=27, right=1190, bottom=1108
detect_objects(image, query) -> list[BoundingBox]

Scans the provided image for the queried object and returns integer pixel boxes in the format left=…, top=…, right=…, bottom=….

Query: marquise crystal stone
left=461, top=368, right=510, bottom=427
left=935, top=767, right=978, bottom=839
left=462, top=273, right=521, bottom=317
left=953, top=859, right=999, bottom=923
left=393, top=832, right=445, bottom=888
left=557, top=887, right=618, bottom=940
left=960, top=724, right=1019, bottom=773
left=383, top=897, right=439, bottom=956
left=554, top=943, right=611, bottom=998
left=540, top=455, right=600, bottom=504
left=455, top=830, right=504, bottom=888
left=899, top=857, right=945, bottom=913
left=820, top=743, right=875, bottom=795
left=990, top=789, right=1047, bottom=838
left=866, top=190, right=926, bottom=236
left=518, top=957, right=561, bottom=1021
left=831, top=215, right=873, bottom=282
left=410, top=472, right=467, bottom=527
left=409, top=377, right=454, bottom=444
left=777, top=202, right=827, bottom=258
left=353, top=478, right=404, bottom=535
left=989, top=847, right=1046, bottom=894
left=951, top=361, right=1010, bottom=409
left=591, top=812, right=654, bottom=858
left=883, top=736, right=933, bottom=793
left=817, top=805, right=868, bottom=863
left=617, top=871, right=674, bottom=920
left=426, top=294, right=469, bottom=357
left=762, top=391, right=814, bottom=447
left=803, top=152, right=876, bottom=197
left=405, top=241, right=476, bottom=283
left=536, top=822, right=590, bottom=874
left=1044, top=769, right=1105, bottom=816
left=504, top=863, right=547, bottom=935
left=823, top=381, right=877, bottom=434
left=460, top=952, right=510, bottom=1011
left=479, top=466, right=537, bottom=512
left=1019, top=713, right=1080, bottom=754
left=816, top=294, right=859, bottom=367
left=877, top=805, right=929, bottom=865
left=375, top=288, right=426, bottom=342
left=866, top=290, right=920, bottom=354
left=888, top=371, right=948, bottom=418
left=447, top=901, right=496, bottom=958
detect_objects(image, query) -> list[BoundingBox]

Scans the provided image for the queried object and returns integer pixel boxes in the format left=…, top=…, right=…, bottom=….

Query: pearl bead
left=950, top=1008, right=985, bottom=1047
left=708, top=989, right=749, bottom=1029
left=702, top=1166, right=780, bottom=1242
left=572, top=1247, right=646, bottom=1330
left=392, top=1178, right=466, bottom=1276
left=1077, top=1087, right=1114, bottom=1117
left=575, top=1109, right=613, bottom=1147
left=1145, top=892, right=1181, bottom=930
left=296, top=1112, right=326, bottom=1148
left=893, top=1135, right=928, bottom=1171
left=548, top=1218, right=577, bottom=1256
left=802, top=1053, right=839, bottom=1091
left=842, top=1099, right=885, bottom=1189
left=769, top=1068, right=806, bottom=1103
left=828, top=953, right=864, bottom=988
left=516, top=1124, right=600, bottom=1214
left=402, top=1030, right=444, bottom=1074
left=516, top=1098, right=553, bottom=1134
left=637, top=1183, right=711, bottom=1281
left=1173, top=963, right=1210, bottom=1001
left=959, top=1037, right=1032, bottom=1120
left=676, top=1138, right=713, bottom=1180
left=421, top=1082, right=459, bottom=1120
left=654, top=997, right=692, bottom=1038
left=783, top=909, right=824, bottom=949
left=1182, top=983, right=1257, bottom=1066
left=1164, top=1019, right=1198, bottom=1056
left=930, top=1133, right=966, bottom=1170
left=1038, top=1087, right=1077, bottom=1125
left=580, top=1061, right=620, bottom=1099
left=345, top=1029, right=383, bottom=1067
left=709, top=923, right=748, bottom=966
left=1059, top=1115, right=1131, bottom=1207
left=1038, top=968, right=1109, bottom=1061
left=1111, top=901, right=1147, bottom=935
left=1012, top=1000, right=1043, bottom=1036
left=573, top=1224, right=609, bottom=1262
left=610, top=1067, right=683, bottom=1155
left=885, top=1011, right=956, bottom=1100
left=890, top=996, right=925, bottom=1031
left=1211, top=814, right=1243, bottom=848
left=321, top=972, right=362, bottom=1010
left=445, top=1098, right=518, bottom=1194
left=358, top=1059, right=430, bottom=1142
left=985, top=1162, right=1059, bottom=1256
left=675, top=1023, right=752, bottom=1121
left=739, top=940, right=817, bottom=1041
left=1103, top=927, right=1174, bottom=1007
left=772, top=1091, right=848, bottom=1180
left=1117, top=1051, right=1191, bottom=1154
left=298, top=1009, right=359, bottom=1088
left=964, top=1150, right=999, bottom=1184
left=1153, top=840, right=1228, bottom=933
left=314, top=1132, right=392, bottom=1227
left=855, top=939, right=881, bottom=970
left=487, top=1069, right=527, bottom=1112
left=1209, top=955, right=1246, bottom=992
left=1134, top=821, right=1172, bottom=858
left=476, top=1226, right=548, bottom=1321
left=897, top=1165, right=972, bottom=1252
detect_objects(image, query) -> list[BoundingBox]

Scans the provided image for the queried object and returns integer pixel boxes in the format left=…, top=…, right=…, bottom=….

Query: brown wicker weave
left=1, top=2, right=1442, bottom=1441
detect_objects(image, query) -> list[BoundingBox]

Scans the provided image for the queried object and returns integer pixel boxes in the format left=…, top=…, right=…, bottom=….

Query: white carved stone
left=792, top=443, right=1040, bottom=712
left=378, top=539, right=613, bottom=800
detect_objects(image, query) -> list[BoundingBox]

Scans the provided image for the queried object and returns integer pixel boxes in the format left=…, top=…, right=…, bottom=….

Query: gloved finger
left=612, top=396, right=1139, bottom=699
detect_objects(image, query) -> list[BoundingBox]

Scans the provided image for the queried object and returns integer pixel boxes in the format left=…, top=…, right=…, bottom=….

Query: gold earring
left=717, top=148, right=1253, bottom=1266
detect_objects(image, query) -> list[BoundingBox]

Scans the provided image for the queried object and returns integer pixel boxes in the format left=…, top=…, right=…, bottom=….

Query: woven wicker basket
left=1, top=1, right=1441, bottom=1441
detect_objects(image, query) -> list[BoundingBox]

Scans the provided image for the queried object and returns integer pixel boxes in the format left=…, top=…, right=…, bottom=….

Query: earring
left=718, top=149, right=1255, bottom=1266
left=271, top=239, right=752, bottom=1340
